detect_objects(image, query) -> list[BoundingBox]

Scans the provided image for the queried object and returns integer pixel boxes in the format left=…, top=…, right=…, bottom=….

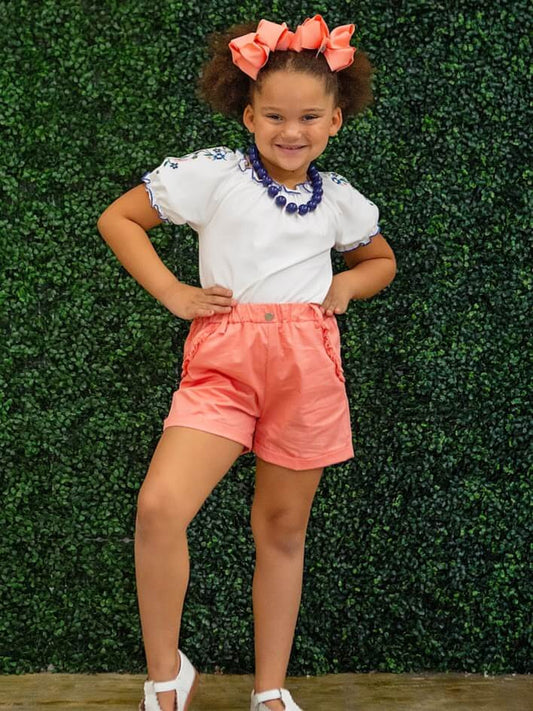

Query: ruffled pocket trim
left=317, top=318, right=346, bottom=383
left=180, top=321, right=221, bottom=379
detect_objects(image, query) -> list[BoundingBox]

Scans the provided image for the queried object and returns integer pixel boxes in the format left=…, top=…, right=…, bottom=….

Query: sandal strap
left=255, top=688, right=282, bottom=703
left=153, top=679, right=178, bottom=692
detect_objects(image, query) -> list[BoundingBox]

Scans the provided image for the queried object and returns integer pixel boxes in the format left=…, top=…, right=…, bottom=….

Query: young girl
left=97, top=15, right=396, bottom=711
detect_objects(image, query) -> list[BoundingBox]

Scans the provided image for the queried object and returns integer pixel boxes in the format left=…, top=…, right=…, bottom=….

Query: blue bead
left=247, top=144, right=316, bottom=217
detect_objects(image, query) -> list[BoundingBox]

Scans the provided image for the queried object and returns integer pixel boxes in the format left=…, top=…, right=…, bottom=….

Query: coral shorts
left=162, top=302, right=354, bottom=470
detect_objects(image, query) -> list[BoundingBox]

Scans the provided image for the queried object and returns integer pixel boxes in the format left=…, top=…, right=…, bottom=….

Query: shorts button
left=264, top=312, right=274, bottom=321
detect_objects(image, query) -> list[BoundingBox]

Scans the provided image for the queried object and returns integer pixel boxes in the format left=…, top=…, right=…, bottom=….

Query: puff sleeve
left=325, top=172, right=381, bottom=252
left=140, top=147, right=239, bottom=231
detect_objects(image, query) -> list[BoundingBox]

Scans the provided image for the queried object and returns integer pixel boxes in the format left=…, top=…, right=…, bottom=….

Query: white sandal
left=250, top=687, right=304, bottom=711
left=139, top=649, right=199, bottom=711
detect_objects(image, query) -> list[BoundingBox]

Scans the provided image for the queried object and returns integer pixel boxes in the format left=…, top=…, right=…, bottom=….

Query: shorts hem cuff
left=162, top=420, right=251, bottom=453
left=253, top=440, right=354, bottom=470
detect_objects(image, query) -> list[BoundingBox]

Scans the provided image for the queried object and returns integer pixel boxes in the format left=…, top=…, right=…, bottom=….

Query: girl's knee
left=251, top=508, right=308, bottom=555
left=135, top=484, right=191, bottom=534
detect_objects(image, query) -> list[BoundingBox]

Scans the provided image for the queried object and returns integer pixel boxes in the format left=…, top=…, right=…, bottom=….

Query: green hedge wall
left=1, top=0, right=531, bottom=675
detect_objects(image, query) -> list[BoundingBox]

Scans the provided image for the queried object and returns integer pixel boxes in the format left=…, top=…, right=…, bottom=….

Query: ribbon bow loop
left=229, top=15, right=356, bottom=79
left=228, top=20, right=295, bottom=80
left=324, top=23, right=356, bottom=72
left=291, top=14, right=330, bottom=53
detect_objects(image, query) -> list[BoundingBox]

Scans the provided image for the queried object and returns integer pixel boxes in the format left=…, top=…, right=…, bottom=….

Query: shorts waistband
left=197, top=302, right=326, bottom=324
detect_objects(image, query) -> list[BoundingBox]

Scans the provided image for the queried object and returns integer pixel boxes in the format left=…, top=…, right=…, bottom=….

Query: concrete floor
left=0, top=671, right=532, bottom=710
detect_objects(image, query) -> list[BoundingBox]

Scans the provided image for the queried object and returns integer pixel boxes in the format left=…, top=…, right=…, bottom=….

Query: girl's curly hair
left=197, top=21, right=375, bottom=119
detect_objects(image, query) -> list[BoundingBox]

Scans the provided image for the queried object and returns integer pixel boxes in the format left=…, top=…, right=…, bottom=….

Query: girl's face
left=243, top=70, right=343, bottom=189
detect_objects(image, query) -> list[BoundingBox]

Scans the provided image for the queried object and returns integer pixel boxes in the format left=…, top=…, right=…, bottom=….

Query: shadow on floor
left=0, top=671, right=532, bottom=710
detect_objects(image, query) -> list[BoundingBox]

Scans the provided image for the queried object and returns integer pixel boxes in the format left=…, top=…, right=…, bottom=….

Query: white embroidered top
left=141, top=146, right=380, bottom=304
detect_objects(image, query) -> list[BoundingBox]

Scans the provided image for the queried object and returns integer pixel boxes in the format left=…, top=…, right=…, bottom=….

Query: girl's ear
left=243, top=104, right=255, bottom=133
left=329, top=107, right=343, bottom=137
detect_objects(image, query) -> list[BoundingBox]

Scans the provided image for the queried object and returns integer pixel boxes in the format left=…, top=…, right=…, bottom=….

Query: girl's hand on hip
left=320, top=272, right=354, bottom=316
left=162, top=282, right=237, bottom=320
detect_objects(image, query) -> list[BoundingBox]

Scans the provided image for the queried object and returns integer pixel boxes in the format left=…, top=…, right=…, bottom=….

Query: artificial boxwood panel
left=1, top=0, right=530, bottom=675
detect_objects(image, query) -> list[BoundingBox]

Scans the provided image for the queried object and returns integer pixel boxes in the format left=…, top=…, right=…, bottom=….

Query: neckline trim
left=236, top=148, right=314, bottom=194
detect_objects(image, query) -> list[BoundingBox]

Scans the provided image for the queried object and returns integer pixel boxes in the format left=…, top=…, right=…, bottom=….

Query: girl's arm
left=97, top=184, right=184, bottom=308
left=321, top=233, right=396, bottom=314
left=340, top=233, right=396, bottom=300
left=97, top=185, right=236, bottom=320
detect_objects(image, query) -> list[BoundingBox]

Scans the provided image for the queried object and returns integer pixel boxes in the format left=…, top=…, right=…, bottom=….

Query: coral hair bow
left=229, top=15, right=356, bottom=80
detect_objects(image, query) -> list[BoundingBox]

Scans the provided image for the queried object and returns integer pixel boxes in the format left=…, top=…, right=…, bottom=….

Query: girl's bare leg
left=135, top=426, right=244, bottom=711
left=250, top=457, right=323, bottom=711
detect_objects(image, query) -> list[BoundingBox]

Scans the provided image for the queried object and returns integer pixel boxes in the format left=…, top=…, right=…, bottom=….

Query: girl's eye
left=303, top=115, right=318, bottom=121
left=267, top=114, right=282, bottom=120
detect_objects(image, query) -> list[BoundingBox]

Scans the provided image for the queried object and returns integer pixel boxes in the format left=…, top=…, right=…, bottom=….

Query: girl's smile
left=243, top=70, right=343, bottom=189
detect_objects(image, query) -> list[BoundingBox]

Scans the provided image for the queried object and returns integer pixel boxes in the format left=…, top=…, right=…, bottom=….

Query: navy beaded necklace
left=247, top=144, right=323, bottom=216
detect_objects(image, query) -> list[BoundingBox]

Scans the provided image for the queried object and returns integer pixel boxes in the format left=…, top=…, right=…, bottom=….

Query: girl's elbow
left=97, top=210, right=112, bottom=230
left=387, top=255, right=397, bottom=281
left=97, top=210, right=121, bottom=238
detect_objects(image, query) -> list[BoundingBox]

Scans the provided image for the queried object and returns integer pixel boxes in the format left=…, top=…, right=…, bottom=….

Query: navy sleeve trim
left=141, top=171, right=171, bottom=223
left=335, top=224, right=381, bottom=253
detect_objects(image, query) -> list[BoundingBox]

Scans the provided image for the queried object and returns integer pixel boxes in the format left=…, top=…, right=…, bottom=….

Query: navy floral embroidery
left=328, top=171, right=349, bottom=185
left=162, top=146, right=233, bottom=168
left=207, top=147, right=232, bottom=160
